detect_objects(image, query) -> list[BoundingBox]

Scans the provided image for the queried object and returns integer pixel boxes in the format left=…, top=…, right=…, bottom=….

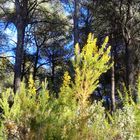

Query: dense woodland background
left=0, top=0, right=140, bottom=139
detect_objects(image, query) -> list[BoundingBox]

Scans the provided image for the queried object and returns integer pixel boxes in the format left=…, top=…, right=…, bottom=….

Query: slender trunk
left=124, top=0, right=131, bottom=92
left=14, top=25, right=25, bottom=93
left=111, top=54, right=115, bottom=111
left=33, top=46, right=39, bottom=80
left=110, top=33, right=116, bottom=112
left=73, top=0, right=79, bottom=46
left=122, top=26, right=130, bottom=92
left=21, top=51, right=26, bottom=81
left=124, top=40, right=130, bottom=92
left=51, top=62, right=55, bottom=86
left=51, top=57, right=57, bottom=98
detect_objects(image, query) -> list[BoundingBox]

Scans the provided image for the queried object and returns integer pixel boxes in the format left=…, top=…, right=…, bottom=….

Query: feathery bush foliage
left=0, top=34, right=138, bottom=140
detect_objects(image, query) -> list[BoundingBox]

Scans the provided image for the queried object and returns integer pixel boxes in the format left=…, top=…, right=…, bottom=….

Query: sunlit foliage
left=0, top=34, right=138, bottom=140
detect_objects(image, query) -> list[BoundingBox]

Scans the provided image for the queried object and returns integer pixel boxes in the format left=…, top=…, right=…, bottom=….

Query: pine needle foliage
left=0, top=33, right=137, bottom=140
left=73, top=33, right=112, bottom=111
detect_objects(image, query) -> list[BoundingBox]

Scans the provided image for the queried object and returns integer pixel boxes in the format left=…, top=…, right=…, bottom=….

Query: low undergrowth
left=0, top=34, right=139, bottom=140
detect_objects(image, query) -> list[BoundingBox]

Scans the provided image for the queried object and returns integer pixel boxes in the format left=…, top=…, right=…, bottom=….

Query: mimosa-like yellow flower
left=28, top=74, right=36, bottom=95
left=63, top=71, right=71, bottom=86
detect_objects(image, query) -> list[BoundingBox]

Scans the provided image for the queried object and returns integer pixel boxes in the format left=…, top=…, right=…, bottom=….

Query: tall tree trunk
left=33, top=35, right=46, bottom=80
left=124, top=39, right=130, bottom=92
left=124, top=0, right=132, bottom=92
left=14, top=25, right=25, bottom=93
left=51, top=61, right=55, bottom=87
left=33, top=46, right=39, bottom=81
left=111, top=54, right=115, bottom=111
left=51, top=54, right=57, bottom=97
left=110, top=33, right=116, bottom=112
left=73, top=0, right=79, bottom=46
left=14, top=0, right=27, bottom=93
left=21, top=51, right=26, bottom=81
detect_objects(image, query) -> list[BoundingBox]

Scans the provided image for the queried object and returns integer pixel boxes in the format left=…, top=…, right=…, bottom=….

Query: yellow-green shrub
left=0, top=34, right=137, bottom=140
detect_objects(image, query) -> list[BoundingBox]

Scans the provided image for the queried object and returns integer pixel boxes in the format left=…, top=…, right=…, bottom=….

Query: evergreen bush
left=0, top=34, right=138, bottom=140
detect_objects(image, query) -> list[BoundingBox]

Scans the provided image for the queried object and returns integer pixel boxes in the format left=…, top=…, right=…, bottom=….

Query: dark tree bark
left=21, top=51, right=26, bottom=81
left=14, top=25, right=26, bottom=93
left=33, top=46, right=39, bottom=81
left=33, top=35, right=46, bottom=80
left=124, top=39, right=130, bottom=91
left=73, top=0, right=79, bottom=46
left=51, top=52, right=57, bottom=97
left=14, top=0, right=28, bottom=93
